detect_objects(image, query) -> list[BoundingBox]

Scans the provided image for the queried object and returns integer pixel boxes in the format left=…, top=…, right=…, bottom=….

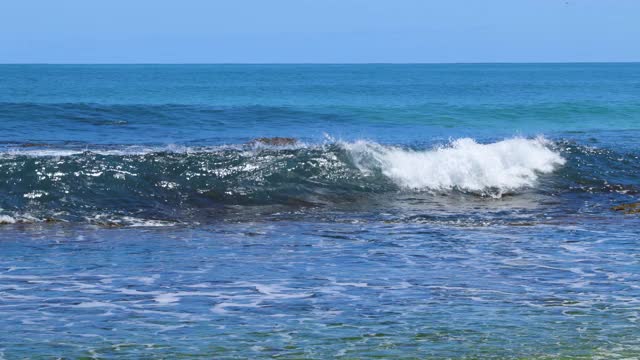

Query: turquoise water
left=0, top=64, right=639, bottom=358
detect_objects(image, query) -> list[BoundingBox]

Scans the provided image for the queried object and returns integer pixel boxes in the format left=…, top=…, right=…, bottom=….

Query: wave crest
left=344, top=137, right=565, bottom=197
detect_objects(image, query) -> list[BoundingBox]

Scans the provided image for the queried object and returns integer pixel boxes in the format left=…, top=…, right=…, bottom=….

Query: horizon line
left=1, top=61, right=640, bottom=65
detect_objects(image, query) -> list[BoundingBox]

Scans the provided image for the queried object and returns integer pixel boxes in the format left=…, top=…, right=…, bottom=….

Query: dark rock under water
left=249, top=137, right=298, bottom=146
left=612, top=202, right=640, bottom=214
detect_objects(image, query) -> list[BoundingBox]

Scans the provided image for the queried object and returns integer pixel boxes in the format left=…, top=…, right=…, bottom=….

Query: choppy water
left=0, top=64, right=639, bottom=358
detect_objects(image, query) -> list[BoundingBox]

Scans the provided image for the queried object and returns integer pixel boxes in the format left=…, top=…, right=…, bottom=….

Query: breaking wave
left=345, top=137, right=565, bottom=197
left=1, top=136, right=634, bottom=226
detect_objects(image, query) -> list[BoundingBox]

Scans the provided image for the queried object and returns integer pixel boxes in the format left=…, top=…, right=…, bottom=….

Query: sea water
left=0, top=64, right=639, bottom=358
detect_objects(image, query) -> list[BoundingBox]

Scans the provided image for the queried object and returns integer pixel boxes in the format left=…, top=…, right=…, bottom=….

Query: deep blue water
left=0, top=64, right=639, bottom=358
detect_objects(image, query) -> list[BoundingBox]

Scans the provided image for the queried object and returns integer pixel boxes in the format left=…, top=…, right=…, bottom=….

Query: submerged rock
left=612, top=202, right=640, bottom=214
left=249, top=137, right=298, bottom=146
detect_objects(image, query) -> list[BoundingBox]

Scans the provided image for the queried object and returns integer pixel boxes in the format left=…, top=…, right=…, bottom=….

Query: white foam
left=0, top=142, right=304, bottom=158
left=88, top=215, right=177, bottom=227
left=0, top=143, right=194, bottom=158
left=0, top=215, right=16, bottom=224
left=75, top=301, right=123, bottom=309
left=344, top=137, right=565, bottom=197
left=128, top=275, right=159, bottom=285
left=154, top=293, right=180, bottom=305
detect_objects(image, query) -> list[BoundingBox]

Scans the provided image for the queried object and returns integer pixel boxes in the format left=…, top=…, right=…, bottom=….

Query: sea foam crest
left=344, top=137, right=565, bottom=196
left=0, top=215, right=17, bottom=224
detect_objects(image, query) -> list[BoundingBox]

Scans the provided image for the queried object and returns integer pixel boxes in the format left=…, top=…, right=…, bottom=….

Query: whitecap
left=343, top=137, right=565, bottom=197
left=0, top=215, right=16, bottom=224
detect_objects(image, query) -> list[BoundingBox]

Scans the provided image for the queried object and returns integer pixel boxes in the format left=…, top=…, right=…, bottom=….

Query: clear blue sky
left=1, top=0, right=639, bottom=63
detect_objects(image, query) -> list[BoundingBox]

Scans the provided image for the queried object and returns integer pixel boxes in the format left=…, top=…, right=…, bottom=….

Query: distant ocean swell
left=3, top=101, right=640, bottom=131
left=0, top=137, right=637, bottom=225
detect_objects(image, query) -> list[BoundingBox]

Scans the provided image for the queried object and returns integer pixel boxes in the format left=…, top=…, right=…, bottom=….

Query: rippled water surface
left=1, top=64, right=639, bottom=358
left=2, top=220, right=640, bottom=359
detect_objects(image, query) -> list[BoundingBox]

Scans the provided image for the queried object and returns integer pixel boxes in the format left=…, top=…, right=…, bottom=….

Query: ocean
left=1, top=64, right=639, bottom=358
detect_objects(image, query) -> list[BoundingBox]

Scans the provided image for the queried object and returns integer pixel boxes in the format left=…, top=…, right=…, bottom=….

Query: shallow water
left=0, top=64, right=639, bottom=358
left=2, top=220, right=640, bottom=359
